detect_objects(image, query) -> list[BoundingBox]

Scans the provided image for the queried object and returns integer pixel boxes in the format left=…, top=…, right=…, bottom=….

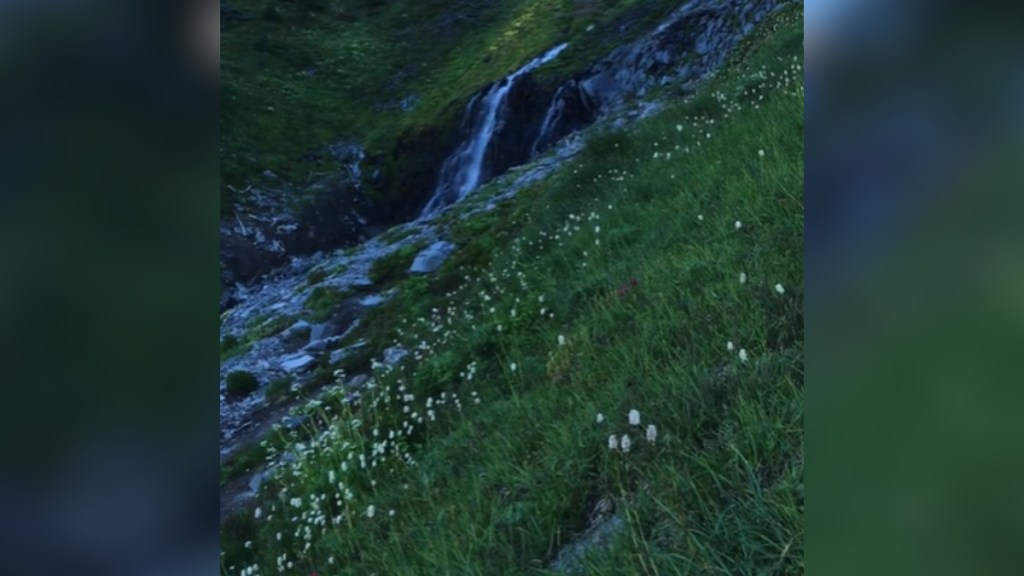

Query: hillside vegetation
left=221, top=0, right=685, bottom=211
left=221, top=3, right=803, bottom=574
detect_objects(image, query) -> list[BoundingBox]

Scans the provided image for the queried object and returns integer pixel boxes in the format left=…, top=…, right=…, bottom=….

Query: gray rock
left=248, top=469, right=272, bottom=493
left=303, top=335, right=343, bottom=353
left=281, top=354, right=316, bottom=373
left=383, top=346, right=408, bottom=366
left=348, top=374, right=371, bottom=389
left=329, top=339, right=367, bottom=365
left=549, top=514, right=625, bottom=574
left=281, top=415, right=309, bottom=431
left=359, top=294, right=386, bottom=307
left=409, top=241, right=455, bottom=274
left=309, top=322, right=337, bottom=342
left=281, top=320, right=311, bottom=341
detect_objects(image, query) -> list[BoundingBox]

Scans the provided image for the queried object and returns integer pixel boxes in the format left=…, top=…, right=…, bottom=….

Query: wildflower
left=774, top=283, right=785, bottom=295
left=621, top=434, right=632, bottom=453
left=739, top=272, right=747, bottom=284
left=510, top=362, right=517, bottom=372
left=558, top=335, right=566, bottom=346
left=596, top=413, right=604, bottom=424
left=366, top=505, right=376, bottom=518
left=328, top=470, right=335, bottom=484
left=254, top=507, right=262, bottom=520
left=608, top=435, right=618, bottom=450
left=389, top=510, right=396, bottom=517
left=697, top=214, right=704, bottom=221
left=646, top=424, right=658, bottom=444
left=758, top=149, right=765, bottom=157
left=676, top=124, right=683, bottom=132
left=727, top=341, right=734, bottom=351
left=244, top=540, right=252, bottom=549
left=629, top=409, right=641, bottom=426
left=735, top=220, right=742, bottom=229
left=739, top=349, right=748, bottom=362
left=595, top=225, right=600, bottom=233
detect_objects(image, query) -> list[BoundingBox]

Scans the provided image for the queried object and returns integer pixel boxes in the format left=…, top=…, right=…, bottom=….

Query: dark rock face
left=483, top=75, right=598, bottom=179
left=578, top=0, right=782, bottom=108
left=220, top=144, right=376, bottom=311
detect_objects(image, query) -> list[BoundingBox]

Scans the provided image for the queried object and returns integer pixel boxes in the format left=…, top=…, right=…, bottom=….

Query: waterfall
left=531, top=83, right=572, bottom=156
left=419, top=43, right=569, bottom=219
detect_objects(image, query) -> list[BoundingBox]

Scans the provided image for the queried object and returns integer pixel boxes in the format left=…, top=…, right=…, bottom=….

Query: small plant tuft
left=225, top=370, right=259, bottom=398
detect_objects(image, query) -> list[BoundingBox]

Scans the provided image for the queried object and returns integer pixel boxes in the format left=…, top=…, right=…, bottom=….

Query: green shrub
left=368, top=244, right=421, bottom=286
left=226, top=370, right=259, bottom=398
left=304, top=286, right=352, bottom=322
left=221, top=334, right=240, bottom=352
left=307, top=267, right=328, bottom=285
left=266, top=376, right=293, bottom=404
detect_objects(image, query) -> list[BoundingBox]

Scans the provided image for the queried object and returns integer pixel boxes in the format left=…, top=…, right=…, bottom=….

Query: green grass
left=221, top=4, right=803, bottom=574
left=367, top=243, right=423, bottom=286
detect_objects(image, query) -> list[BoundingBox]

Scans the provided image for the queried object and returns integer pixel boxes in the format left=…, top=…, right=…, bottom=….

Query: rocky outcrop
left=220, top=142, right=376, bottom=311
left=575, top=0, right=783, bottom=110
left=417, top=0, right=784, bottom=217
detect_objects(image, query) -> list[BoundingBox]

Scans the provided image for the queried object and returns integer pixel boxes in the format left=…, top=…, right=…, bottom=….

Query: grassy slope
left=221, top=0, right=682, bottom=209
left=222, top=4, right=803, bottom=575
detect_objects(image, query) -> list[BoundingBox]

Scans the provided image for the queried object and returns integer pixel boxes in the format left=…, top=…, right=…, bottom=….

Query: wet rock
left=409, top=240, right=455, bottom=273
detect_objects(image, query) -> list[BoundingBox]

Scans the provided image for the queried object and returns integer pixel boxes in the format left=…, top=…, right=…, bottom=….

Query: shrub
left=368, top=244, right=421, bottom=286
left=221, top=334, right=240, bottom=352
left=266, top=376, right=293, bottom=404
left=307, top=267, right=328, bottom=285
left=304, top=286, right=352, bottom=322
left=226, top=370, right=259, bottom=398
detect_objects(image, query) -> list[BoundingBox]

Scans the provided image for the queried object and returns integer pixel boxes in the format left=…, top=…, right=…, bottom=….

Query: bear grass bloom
left=608, top=435, right=618, bottom=450
left=620, top=434, right=632, bottom=453
left=628, top=409, right=640, bottom=426
left=646, top=424, right=657, bottom=444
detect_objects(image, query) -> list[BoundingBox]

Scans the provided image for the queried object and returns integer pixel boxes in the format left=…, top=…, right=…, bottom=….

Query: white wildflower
left=608, top=435, right=618, bottom=450
left=735, top=220, right=742, bottom=229
left=740, top=272, right=747, bottom=284
left=510, top=362, right=517, bottom=372
left=628, top=409, right=640, bottom=426
left=775, top=283, right=785, bottom=295
left=366, top=505, right=375, bottom=518
left=646, top=424, right=658, bottom=444
left=621, top=434, right=632, bottom=453
left=727, top=341, right=734, bottom=351
left=596, top=413, right=604, bottom=424
left=558, top=335, right=566, bottom=346
left=739, top=349, right=748, bottom=362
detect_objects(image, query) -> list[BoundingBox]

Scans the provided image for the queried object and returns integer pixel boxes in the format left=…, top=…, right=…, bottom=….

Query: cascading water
left=531, top=83, right=573, bottom=156
left=419, top=42, right=569, bottom=218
